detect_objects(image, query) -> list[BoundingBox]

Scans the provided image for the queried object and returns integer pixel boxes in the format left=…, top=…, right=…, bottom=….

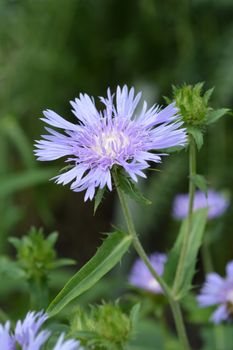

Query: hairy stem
left=172, top=135, right=196, bottom=296
left=113, top=173, right=191, bottom=350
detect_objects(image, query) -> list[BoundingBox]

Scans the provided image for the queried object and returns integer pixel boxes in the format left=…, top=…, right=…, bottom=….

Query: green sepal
left=206, top=108, right=230, bottom=125
left=94, top=187, right=106, bottom=214
left=47, top=231, right=132, bottom=317
left=59, top=165, right=74, bottom=173
left=203, top=87, right=214, bottom=104
left=163, top=208, right=208, bottom=299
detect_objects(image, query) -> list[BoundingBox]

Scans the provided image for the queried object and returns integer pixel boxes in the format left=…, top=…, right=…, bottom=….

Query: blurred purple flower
left=173, top=189, right=229, bottom=220
left=197, top=261, right=233, bottom=324
left=129, top=253, right=167, bottom=294
left=35, top=86, right=187, bottom=201
left=0, top=311, right=82, bottom=350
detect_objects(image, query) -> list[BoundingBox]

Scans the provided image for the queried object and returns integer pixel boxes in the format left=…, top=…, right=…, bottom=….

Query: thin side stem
left=113, top=173, right=191, bottom=350
left=172, top=135, right=196, bottom=296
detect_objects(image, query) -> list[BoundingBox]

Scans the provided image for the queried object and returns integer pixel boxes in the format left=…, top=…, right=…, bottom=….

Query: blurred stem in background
left=113, top=172, right=191, bottom=350
left=29, top=278, right=49, bottom=310
left=201, top=238, right=214, bottom=274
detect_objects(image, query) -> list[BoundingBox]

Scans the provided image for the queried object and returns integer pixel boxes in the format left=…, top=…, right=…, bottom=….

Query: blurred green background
left=0, top=0, right=232, bottom=281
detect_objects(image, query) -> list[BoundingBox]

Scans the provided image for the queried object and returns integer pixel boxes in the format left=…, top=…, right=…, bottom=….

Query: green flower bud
left=71, top=302, right=139, bottom=349
left=9, top=227, right=75, bottom=282
left=170, top=83, right=212, bottom=127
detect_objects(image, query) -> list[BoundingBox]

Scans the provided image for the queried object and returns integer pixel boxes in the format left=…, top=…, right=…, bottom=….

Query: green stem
left=172, top=135, right=196, bottom=296
left=29, top=278, right=49, bottom=310
left=113, top=173, right=191, bottom=350
left=214, top=325, right=225, bottom=350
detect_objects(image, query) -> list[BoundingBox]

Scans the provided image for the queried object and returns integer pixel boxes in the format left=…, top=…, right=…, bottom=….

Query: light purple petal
left=53, top=333, right=81, bottom=350
left=211, top=305, right=229, bottom=324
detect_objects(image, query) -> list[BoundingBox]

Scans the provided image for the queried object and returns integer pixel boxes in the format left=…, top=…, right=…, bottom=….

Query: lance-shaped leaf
left=187, top=127, right=203, bottom=151
left=163, top=208, right=208, bottom=299
left=47, top=231, right=132, bottom=316
left=116, top=170, right=151, bottom=206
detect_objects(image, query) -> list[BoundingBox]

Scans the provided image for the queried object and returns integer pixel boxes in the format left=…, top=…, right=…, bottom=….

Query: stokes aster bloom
left=129, top=253, right=167, bottom=294
left=34, top=86, right=187, bottom=201
left=173, top=189, right=229, bottom=220
left=197, top=261, right=233, bottom=324
left=0, top=311, right=82, bottom=350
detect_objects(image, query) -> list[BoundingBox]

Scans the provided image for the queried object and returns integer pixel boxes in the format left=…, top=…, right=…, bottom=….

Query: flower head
left=35, top=86, right=187, bottom=201
left=0, top=311, right=82, bottom=350
left=173, top=189, right=229, bottom=220
left=197, top=261, right=233, bottom=324
left=129, top=253, right=167, bottom=294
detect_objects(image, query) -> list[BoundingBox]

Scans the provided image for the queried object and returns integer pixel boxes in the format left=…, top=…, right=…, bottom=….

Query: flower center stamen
left=93, top=131, right=129, bottom=159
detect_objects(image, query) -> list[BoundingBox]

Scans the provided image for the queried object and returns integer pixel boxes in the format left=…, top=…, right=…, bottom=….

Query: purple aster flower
left=129, top=253, right=167, bottom=294
left=197, top=261, right=233, bottom=324
left=15, top=311, right=48, bottom=348
left=34, top=86, right=187, bottom=201
left=0, top=311, right=83, bottom=350
left=0, top=321, right=15, bottom=350
left=173, top=189, right=229, bottom=220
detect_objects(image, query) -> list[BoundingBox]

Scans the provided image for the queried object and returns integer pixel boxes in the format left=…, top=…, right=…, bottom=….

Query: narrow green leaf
left=130, top=303, right=141, bottom=330
left=190, top=174, right=208, bottom=194
left=206, top=108, right=229, bottom=125
left=0, top=256, right=26, bottom=279
left=8, top=237, right=21, bottom=250
left=164, top=208, right=208, bottom=299
left=59, top=165, right=74, bottom=173
left=0, top=168, right=57, bottom=197
left=116, top=171, right=151, bottom=205
left=94, top=187, right=106, bottom=214
left=47, top=231, right=132, bottom=317
left=51, top=258, right=76, bottom=268
left=1, top=115, right=35, bottom=168
left=187, top=127, right=203, bottom=151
